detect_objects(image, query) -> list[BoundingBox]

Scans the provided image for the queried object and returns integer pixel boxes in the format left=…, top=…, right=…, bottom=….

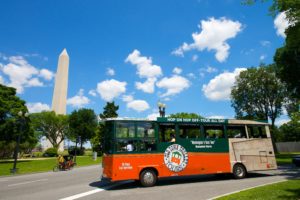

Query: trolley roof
left=102, top=117, right=269, bottom=125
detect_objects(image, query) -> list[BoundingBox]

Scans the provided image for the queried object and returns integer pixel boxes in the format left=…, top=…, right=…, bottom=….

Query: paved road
left=0, top=165, right=299, bottom=200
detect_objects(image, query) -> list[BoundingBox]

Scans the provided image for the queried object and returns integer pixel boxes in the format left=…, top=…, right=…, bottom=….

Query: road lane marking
left=8, top=179, right=48, bottom=187
left=59, top=188, right=104, bottom=200
left=59, top=181, right=132, bottom=200
left=0, top=179, right=8, bottom=182
left=209, top=179, right=287, bottom=200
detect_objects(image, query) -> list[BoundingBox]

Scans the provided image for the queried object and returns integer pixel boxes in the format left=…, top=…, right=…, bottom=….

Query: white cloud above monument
left=96, top=79, right=127, bottom=102
left=0, top=55, right=55, bottom=93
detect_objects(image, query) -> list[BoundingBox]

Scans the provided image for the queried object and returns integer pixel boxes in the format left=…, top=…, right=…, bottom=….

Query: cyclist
left=57, top=155, right=65, bottom=169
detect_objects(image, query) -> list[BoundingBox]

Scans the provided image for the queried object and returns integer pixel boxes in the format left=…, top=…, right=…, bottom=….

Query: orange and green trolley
left=101, top=117, right=277, bottom=187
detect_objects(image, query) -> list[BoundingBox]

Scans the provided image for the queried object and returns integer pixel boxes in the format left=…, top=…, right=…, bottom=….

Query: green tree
left=0, top=84, right=36, bottom=158
left=169, top=112, right=203, bottom=119
left=278, top=111, right=300, bottom=142
left=91, top=102, right=119, bottom=153
left=243, top=0, right=300, bottom=21
left=231, top=65, right=288, bottom=128
left=68, top=108, right=98, bottom=150
left=244, top=0, right=300, bottom=99
left=99, top=101, right=119, bottom=119
left=274, top=24, right=300, bottom=99
left=30, top=111, right=69, bottom=148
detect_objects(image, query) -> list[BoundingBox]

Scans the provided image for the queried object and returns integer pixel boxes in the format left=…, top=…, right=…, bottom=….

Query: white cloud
left=202, top=68, right=246, bottom=101
left=199, top=66, right=218, bottom=78
left=260, top=55, right=266, bottom=61
left=122, top=94, right=150, bottom=112
left=172, top=17, right=242, bottom=62
left=147, top=112, right=160, bottom=120
left=88, top=89, right=97, bottom=97
left=127, top=100, right=150, bottom=112
left=206, top=66, right=218, bottom=73
left=122, top=95, right=134, bottom=102
left=192, top=55, right=198, bottom=62
left=276, top=119, right=290, bottom=127
left=67, top=89, right=90, bottom=108
left=125, top=49, right=163, bottom=94
left=125, top=49, right=162, bottom=78
left=187, top=73, right=196, bottom=79
left=282, top=106, right=288, bottom=116
left=106, top=67, right=115, bottom=76
left=39, top=69, right=55, bottom=81
left=1, top=56, right=52, bottom=93
left=2, top=56, right=39, bottom=93
left=260, top=40, right=271, bottom=47
left=156, top=75, right=190, bottom=97
left=274, top=12, right=290, bottom=38
left=172, top=67, right=182, bottom=75
left=135, top=78, right=156, bottom=93
left=27, top=78, right=44, bottom=87
left=97, top=79, right=127, bottom=102
left=241, top=48, right=254, bottom=56
left=9, top=56, right=28, bottom=66
left=27, top=102, right=50, bottom=113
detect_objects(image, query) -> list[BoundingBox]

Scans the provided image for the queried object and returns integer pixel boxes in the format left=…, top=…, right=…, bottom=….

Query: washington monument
left=52, top=48, right=69, bottom=115
left=45, top=48, right=69, bottom=151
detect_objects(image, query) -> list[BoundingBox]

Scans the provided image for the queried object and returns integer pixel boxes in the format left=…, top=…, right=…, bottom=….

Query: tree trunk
left=270, top=118, right=278, bottom=154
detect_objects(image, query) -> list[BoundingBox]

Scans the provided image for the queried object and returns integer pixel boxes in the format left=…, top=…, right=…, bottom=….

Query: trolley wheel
left=53, top=166, right=59, bottom=172
left=140, top=169, right=157, bottom=187
left=233, top=164, right=247, bottom=179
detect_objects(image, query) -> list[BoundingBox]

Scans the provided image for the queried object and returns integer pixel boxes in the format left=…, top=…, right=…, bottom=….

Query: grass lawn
left=276, top=152, right=300, bottom=165
left=0, top=156, right=102, bottom=176
left=215, top=179, right=300, bottom=200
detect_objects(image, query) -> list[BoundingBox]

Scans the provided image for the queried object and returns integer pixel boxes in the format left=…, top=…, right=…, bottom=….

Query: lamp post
left=11, top=111, right=28, bottom=174
left=158, top=102, right=166, bottom=117
left=74, top=135, right=81, bottom=163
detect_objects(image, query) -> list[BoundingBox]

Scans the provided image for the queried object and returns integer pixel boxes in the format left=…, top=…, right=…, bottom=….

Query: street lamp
left=158, top=102, right=166, bottom=117
left=74, top=135, right=81, bottom=164
left=10, top=111, right=29, bottom=174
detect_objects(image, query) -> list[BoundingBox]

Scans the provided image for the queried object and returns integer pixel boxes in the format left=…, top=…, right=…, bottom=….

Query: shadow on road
left=89, top=171, right=280, bottom=191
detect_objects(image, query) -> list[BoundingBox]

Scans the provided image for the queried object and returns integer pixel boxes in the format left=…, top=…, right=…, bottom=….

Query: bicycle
left=53, top=156, right=76, bottom=172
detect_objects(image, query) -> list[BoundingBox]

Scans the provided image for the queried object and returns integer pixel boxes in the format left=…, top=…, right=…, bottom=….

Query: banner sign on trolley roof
left=157, top=117, right=228, bottom=124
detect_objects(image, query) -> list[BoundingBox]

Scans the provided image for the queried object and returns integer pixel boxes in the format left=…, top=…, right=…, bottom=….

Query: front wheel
left=140, top=169, right=157, bottom=187
left=233, top=164, right=247, bottom=179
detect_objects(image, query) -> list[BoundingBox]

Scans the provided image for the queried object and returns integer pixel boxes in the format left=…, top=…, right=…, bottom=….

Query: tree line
left=0, top=84, right=119, bottom=158
left=231, top=0, right=300, bottom=142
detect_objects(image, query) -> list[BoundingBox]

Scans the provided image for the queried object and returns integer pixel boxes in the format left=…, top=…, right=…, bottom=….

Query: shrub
left=68, top=146, right=85, bottom=156
left=43, top=147, right=58, bottom=157
left=84, top=150, right=93, bottom=156
left=32, top=151, right=43, bottom=157
left=0, top=141, right=15, bottom=158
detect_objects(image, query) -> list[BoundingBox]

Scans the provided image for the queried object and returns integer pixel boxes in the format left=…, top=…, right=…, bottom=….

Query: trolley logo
left=164, top=144, right=188, bottom=172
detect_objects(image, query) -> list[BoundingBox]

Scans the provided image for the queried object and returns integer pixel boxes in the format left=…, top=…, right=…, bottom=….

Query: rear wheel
left=233, top=164, right=247, bottom=179
left=140, top=169, right=157, bottom=187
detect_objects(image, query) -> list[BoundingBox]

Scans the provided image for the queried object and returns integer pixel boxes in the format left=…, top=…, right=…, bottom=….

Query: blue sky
left=0, top=0, right=290, bottom=124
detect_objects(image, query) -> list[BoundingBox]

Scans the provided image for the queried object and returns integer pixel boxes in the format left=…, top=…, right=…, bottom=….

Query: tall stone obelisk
left=50, top=48, right=69, bottom=151
left=52, top=48, right=69, bottom=115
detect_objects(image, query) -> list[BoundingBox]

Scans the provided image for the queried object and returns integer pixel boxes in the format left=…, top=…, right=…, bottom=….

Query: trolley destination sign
left=157, top=117, right=228, bottom=124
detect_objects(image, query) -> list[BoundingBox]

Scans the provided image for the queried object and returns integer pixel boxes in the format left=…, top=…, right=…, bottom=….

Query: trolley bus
left=101, top=117, right=277, bottom=187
